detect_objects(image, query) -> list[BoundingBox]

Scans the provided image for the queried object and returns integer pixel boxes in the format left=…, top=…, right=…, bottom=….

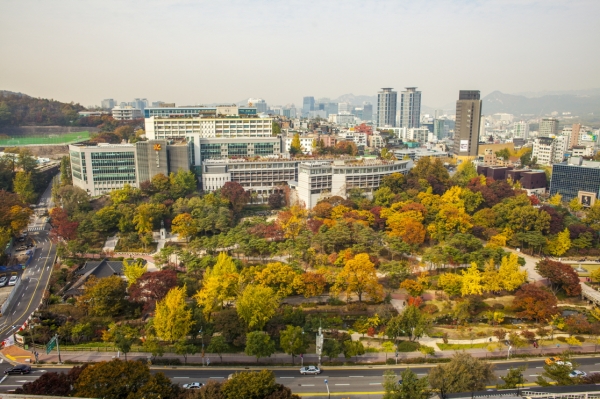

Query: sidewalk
left=26, top=340, right=600, bottom=367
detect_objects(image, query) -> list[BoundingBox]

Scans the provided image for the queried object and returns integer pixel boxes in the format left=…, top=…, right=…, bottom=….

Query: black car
left=4, top=365, right=32, bottom=375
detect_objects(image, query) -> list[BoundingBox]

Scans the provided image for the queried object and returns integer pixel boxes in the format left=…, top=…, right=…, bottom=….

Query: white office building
left=112, top=106, right=143, bottom=120
left=248, top=98, right=267, bottom=113
left=296, top=159, right=413, bottom=209
left=284, top=135, right=316, bottom=155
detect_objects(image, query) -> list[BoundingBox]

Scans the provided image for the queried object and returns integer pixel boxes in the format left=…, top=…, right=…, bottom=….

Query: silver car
left=300, top=366, right=321, bottom=375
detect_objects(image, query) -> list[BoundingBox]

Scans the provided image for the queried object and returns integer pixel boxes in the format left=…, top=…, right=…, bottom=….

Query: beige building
left=452, top=90, right=482, bottom=158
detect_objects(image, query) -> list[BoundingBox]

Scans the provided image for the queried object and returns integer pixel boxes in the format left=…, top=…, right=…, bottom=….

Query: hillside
left=0, top=90, right=85, bottom=126
left=482, top=90, right=600, bottom=116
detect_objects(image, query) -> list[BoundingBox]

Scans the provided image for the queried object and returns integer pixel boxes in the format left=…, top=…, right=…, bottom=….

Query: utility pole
left=55, top=334, right=62, bottom=364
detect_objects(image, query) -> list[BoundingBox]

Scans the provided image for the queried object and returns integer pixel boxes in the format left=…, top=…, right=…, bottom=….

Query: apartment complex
left=69, top=140, right=191, bottom=196
left=399, top=87, right=421, bottom=129
left=452, top=90, right=482, bottom=158
left=377, top=88, right=397, bottom=127
left=296, top=159, right=412, bottom=209
left=531, top=136, right=567, bottom=165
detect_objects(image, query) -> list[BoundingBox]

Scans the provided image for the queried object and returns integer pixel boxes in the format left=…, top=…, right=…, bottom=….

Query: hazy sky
left=1, top=0, right=599, bottom=109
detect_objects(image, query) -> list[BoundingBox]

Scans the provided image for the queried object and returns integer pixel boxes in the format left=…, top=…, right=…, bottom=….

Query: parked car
left=8, top=275, right=18, bottom=286
left=15, top=246, right=27, bottom=251
left=570, top=370, right=587, bottom=378
left=4, top=365, right=31, bottom=375
left=557, top=360, right=573, bottom=367
left=300, top=366, right=321, bottom=375
left=182, top=382, right=203, bottom=389
left=0, top=275, right=7, bottom=287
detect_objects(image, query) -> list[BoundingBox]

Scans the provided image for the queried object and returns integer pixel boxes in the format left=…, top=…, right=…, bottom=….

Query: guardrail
left=0, top=277, right=23, bottom=316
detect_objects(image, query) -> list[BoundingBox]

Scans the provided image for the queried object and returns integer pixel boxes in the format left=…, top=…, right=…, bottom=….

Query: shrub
left=422, top=304, right=439, bottom=314
left=151, top=358, right=182, bottom=365
left=492, top=303, right=505, bottom=310
left=557, top=336, right=567, bottom=343
left=327, top=297, right=345, bottom=306
left=386, top=358, right=396, bottom=365
left=347, top=302, right=368, bottom=312
left=396, top=340, right=420, bottom=352
left=575, top=336, right=586, bottom=343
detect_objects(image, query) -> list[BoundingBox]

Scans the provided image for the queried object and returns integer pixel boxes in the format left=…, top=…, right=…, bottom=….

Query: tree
left=289, top=133, right=303, bottom=156
left=400, top=279, right=426, bottom=297
left=343, top=339, right=365, bottom=361
left=171, top=213, right=197, bottom=241
left=438, top=273, right=463, bottom=296
left=13, top=171, right=35, bottom=203
left=332, top=253, right=384, bottom=302
left=460, top=263, right=483, bottom=296
left=195, top=252, right=240, bottom=317
left=169, top=169, right=197, bottom=198
left=16, top=365, right=86, bottom=396
left=79, top=275, right=127, bottom=316
left=133, top=202, right=167, bottom=235
left=569, top=197, right=583, bottom=212
left=122, top=259, right=147, bottom=287
left=142, top=336, right=165, bottom=361
left=396, top=305, right=431, bottom=342
left=547, top=228, right=572, bottom=257
left=549, top=193, right=562, bottom=206
left=74, top=359, right=178, bottom=399
left=237, top=285, right=280, bottom=331
left=114, top=125, right=135, bottom=141
left=174, top=339, right=197, bottom=364
left=383, top=368, right=430, bottom=399
left=207, top=335, right=228, bottom=363
left=255, top=262, right=300, bottom=298
left=381, top=172, right=406, bottom=193
left=297, top=272, right=326, bottom=298
left=153, top=285, right=193, bottom=342
left=323, top=339, right=343, bottom=361
left=268, top=192, right=284, bottom=209
left=129, top=269, right=178, bottom=312
left=536, top=259, right=581, bottom=296
left=220, top=370, right=300, bottom=399
left=497, top=253, right=527, bottom=291
left=280, top=325, right=308, bottom=365
left=59, top=155, right=72, bottom=186
left=419, top=345, right=435, bottom=358
left=213, top=309, right=246, bottom=346
left=429, top=353, right=495, bottom=395
left=512, top=285, right=558, bottom=322
left=220, top=181, right=250, bottom=215
left=245, top=331, right=276, bottom=362
left=537, top=357, right=578, bottom=386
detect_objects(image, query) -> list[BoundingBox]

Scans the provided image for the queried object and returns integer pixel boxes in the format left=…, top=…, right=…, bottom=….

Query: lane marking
left=209, top=377, right=224, bottom=379
left=301, top=384, right=315, bottom=387
left=335, top=384, right=350, bottom=386
left=0, top=375, right=6, bottom=384
left=370, top=383, right=381, bottom=385
left=529, top=374, right=540, bottom=377
left=349, top=376, right=364, bottom=378
left=279, top=377, right=294, bottom=379
left=173, top=377, right=189, bottom=379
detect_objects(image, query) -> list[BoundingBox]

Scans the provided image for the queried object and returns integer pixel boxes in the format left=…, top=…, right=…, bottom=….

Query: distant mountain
left=332, top=93, right=377, bottom=106
left=482, top=90, right=600, bottom=116
left=514, top=88, right=600, bottom=98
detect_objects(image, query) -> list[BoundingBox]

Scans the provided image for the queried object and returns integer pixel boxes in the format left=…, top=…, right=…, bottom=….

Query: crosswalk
left=27, top=226, right=45, bottom=232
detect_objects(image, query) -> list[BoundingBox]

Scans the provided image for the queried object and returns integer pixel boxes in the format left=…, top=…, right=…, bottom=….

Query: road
left=0, top=179, right=57, bottom=344
left=2, top=357, right=600, bottom=398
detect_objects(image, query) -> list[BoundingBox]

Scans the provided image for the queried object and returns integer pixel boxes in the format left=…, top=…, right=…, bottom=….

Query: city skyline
left=1, top=0, right=599, bottom=109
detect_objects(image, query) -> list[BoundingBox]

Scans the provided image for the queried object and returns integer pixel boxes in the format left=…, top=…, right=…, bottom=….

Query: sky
left=1, top=0, right=599, bottom=109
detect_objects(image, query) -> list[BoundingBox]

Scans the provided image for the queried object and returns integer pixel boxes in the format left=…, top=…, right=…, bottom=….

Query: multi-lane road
left=2, top=357, right=600, bottom=397
left=0, top=180, right=57, bottom=345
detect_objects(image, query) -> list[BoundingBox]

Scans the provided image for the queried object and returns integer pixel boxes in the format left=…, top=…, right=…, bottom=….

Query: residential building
left=571, top=123, right=582, bottom=149
left=405, top=127, right=431, bottom=144
left=129, top=98, right=148, bottom=112
left=572, top=145, right=594, bottom=157
left=553, top=135, right=568, bottom=163
left=112, top=105, right=143, bottom=120
left=368, top=133, right=385, bottom=149
left=338, top=102, right=352, bottom=114
left=328, top=113, right=355, bottom=126
left=296, top=159, right=412, bottom=209
left=362, top=103, right=373, bottom=122
left=393, top=148, right=450, bottom=162
left=452, top=90, right=482, bottom=158
left=377, top=88, right=397, bottom=127
left=399, top=87, right=421, bottom=129
left=532, top=137, right=556, bottom=165
left=101, top=99, right=116, bottom=110
left=550, top=157, right=600, bottom=203
left=539, top=118, right=559, bottom=137
left=248, top=98, right=267, bottom=113
left=434, top=119, right=449, bottom=139
left=284, top=135, right=316, bottom=155
left=302, top=97, right=315, bottom=116
left=513, top=121, right=529, bottom=139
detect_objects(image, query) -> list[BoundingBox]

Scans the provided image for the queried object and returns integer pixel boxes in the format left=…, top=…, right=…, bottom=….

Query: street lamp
left=324, top=379, right=330, bottom=399
left=507, top=345, right=512, bottom=360
left=199, top=329, right=204, bottom=366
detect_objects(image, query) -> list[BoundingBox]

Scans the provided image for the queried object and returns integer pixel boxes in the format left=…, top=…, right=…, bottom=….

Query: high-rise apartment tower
left=399, top=87, right=421, bottom=129
left=377, top=88, right=397, bottom=127
left=452, top=90, right=482, bottom=157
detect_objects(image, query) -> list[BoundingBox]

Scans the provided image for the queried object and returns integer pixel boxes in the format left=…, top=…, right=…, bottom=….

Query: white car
left=8, top=276, right=18, bottom=286
left=182, top=382, right=203, bottom=389
left=300, top=366, right=321, bottom=375
left=569, top=370, right=587, bottom=378
left=556, top=361, right=573, bottom=368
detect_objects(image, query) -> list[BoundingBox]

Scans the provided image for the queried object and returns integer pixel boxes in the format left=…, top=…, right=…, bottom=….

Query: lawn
left=0, top=131, right=90, bottom=146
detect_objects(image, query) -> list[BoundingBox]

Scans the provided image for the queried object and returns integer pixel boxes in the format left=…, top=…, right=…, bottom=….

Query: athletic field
left=0, top=131, right=91, bottom=146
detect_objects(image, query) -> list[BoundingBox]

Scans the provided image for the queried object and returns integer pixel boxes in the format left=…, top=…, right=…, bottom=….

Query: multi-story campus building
left=550, top=157, right=600, bottom=204
left=295, top=159, right=412, bottom=209
left=143, top=105, right=257, bottom=118
left=69, top=140, right=191, bottom=196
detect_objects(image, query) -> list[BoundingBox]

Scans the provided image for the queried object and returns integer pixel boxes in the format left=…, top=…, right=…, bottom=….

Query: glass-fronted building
left=550, top=157, right=600, bottom=202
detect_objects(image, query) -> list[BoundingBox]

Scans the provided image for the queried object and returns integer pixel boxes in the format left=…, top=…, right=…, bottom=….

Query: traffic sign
left=46, top=336, right=57, bottom=354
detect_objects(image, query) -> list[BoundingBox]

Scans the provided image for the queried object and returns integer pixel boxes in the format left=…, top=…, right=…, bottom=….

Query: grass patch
left=0, top=131, right=90, bottom=146
left=437, top=342, right=489, bottom=350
